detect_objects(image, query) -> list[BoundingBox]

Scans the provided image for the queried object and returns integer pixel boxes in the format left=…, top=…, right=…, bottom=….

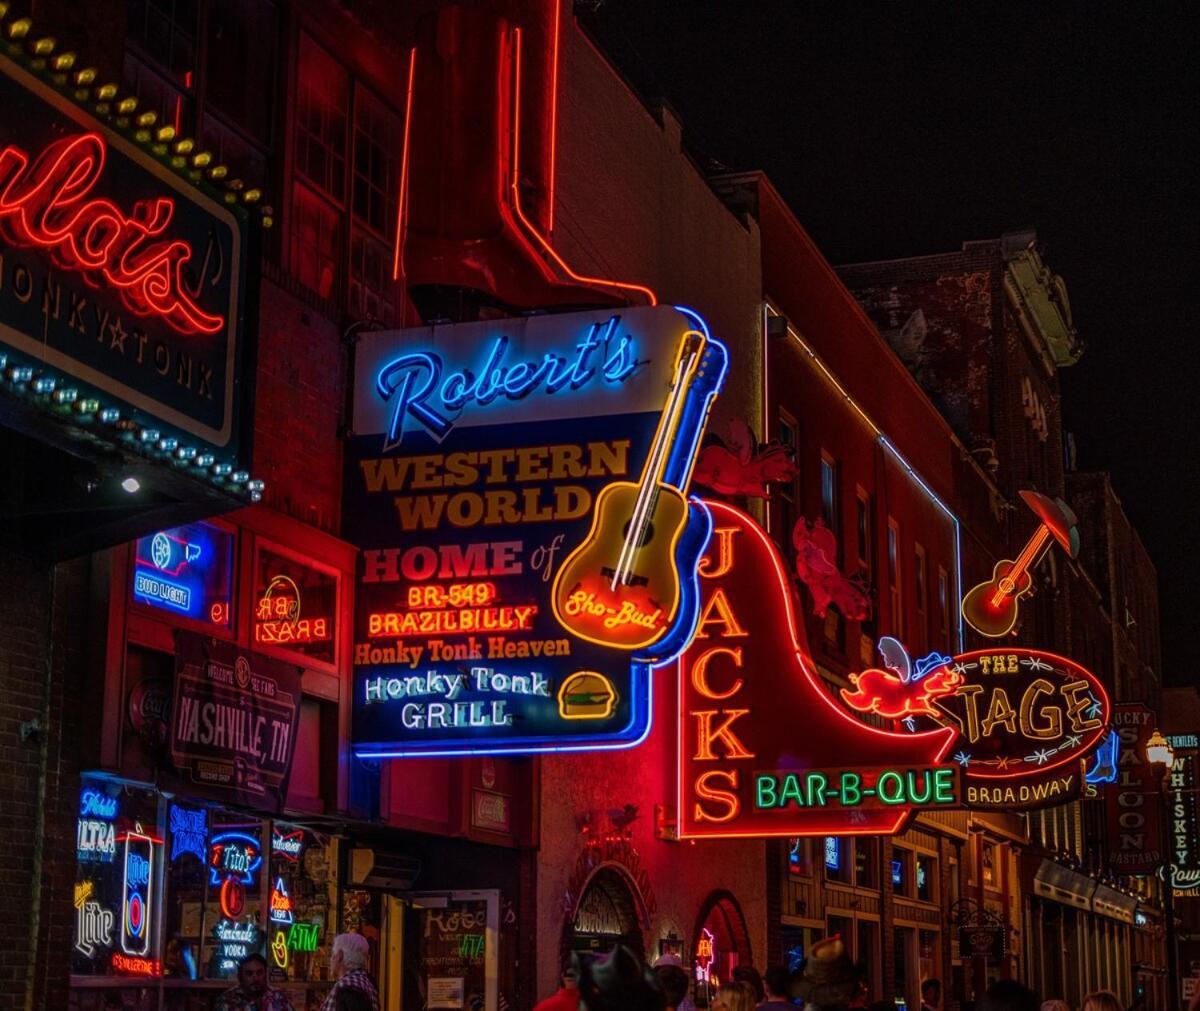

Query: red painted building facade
left=0, top=2, right=1174, bottom=1010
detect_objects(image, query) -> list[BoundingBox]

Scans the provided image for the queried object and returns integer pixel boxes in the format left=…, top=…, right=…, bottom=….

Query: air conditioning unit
left=350, top=848, right=421, bottom=890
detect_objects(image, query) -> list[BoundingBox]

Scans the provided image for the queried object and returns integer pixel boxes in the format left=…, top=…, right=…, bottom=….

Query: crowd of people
left=212, top=933, right=380, bottom=1011
left=534, top=935, right=1172, bottom=1011
left=208, top=932, right=1184, bottom=1011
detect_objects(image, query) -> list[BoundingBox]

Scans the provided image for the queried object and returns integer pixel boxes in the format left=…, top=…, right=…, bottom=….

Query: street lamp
left=1146, top=730, right=1178, bottom=1011
left=1147, top=730, right=1174, bottom=770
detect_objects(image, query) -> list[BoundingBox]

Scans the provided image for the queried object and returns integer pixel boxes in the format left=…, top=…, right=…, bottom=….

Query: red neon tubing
left=509, top=28, right=657, bottom=306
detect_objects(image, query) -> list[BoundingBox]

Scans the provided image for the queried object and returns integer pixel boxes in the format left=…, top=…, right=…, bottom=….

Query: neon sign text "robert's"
left=375, top=317, right=638, bottom=450
left=0, top=132, right=223, bottom=335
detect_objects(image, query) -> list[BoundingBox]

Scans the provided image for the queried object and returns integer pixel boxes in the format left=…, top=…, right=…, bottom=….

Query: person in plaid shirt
left=214, top=953, right=294, bottom=1011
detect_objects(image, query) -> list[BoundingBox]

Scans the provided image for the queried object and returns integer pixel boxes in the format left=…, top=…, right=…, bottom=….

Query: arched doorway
left=692, top=891, right=753, bottom=997
left=564, top=866, right=648, bottom=964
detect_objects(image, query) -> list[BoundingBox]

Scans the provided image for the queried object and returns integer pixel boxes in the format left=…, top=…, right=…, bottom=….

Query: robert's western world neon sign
left=376, top=316, right=639, bottom=451
left=349, top=306, right=726, bottom=756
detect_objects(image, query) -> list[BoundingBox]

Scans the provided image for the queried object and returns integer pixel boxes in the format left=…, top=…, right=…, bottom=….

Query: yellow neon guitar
left=551, top=330, right=707, bottom=650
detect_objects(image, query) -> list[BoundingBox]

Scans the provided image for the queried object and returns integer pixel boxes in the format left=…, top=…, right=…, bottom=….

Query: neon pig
left=376, top=317, right=639, bottom=449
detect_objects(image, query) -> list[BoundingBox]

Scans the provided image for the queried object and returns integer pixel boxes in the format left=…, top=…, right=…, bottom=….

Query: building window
left=820, top=452, right=841, bottom=560
left=887, top=518, right=902, bottom=633
left=856, top=489, right=876, bottom=642
left=914, top=543, right=927, bottom=651
left=128, top=0, right=198, bottom=81
left=855, top=837, right=879, bottom=889
left=131, top=521, right=236, bottom=632
left=937, top=565, right=950, bottom=650
left=788, top=838, right=813, bottom=877
left=776, top=414, right=799, bottom=550
left=825, top=837, right=850, bottom=882
left=295, top=34, right=349, bottom=200
left=124, top=1, right=276, bottom=188
left=290, top=32, right=400, bottom=320
left=916, top=853, right=936, bottom=903
left=981, top=841, right=998, bottom=889
left=891, top=847, right=911, bottom=895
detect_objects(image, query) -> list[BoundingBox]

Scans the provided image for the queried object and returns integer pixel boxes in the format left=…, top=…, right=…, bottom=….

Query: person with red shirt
left=534, top=964, right=580, bottom=1011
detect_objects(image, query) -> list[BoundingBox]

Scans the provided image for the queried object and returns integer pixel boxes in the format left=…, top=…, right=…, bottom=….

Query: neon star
left=954, top=751, right=972, bottom=767
left=1030, top=749, right=1054, bottom=765
left=1023, top=656, right=1053, bottom=672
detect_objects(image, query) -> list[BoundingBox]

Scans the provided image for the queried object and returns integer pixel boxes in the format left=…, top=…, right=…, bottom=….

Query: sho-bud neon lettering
left=0, top=132, right=223, bottom=335
left=376, top=318, right=638, bottom=450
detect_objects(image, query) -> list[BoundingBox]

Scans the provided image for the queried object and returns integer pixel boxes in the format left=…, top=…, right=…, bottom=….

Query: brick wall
left=251, top=277, right=347, bottom=536
left=0, top=552, right=89, bottom=1010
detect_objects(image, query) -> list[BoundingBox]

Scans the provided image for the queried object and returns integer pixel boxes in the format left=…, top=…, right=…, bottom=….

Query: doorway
left=381, top=889, right=500, bottom=1010
left=565, top=866, right=648, bottom=963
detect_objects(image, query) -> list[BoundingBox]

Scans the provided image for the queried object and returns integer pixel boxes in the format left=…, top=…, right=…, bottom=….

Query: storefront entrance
left=566, top=867, right=648, bottom=962
left=379, top=891, right=499, bottom=1011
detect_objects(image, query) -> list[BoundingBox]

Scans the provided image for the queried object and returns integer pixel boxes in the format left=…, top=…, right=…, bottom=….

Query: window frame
left=887, top=517, right=902, bottom=635
left=289, top=27, right=403, bottom=322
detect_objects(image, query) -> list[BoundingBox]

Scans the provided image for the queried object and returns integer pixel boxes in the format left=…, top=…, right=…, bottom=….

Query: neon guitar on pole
left=960, top=490, right=1079, bottom=638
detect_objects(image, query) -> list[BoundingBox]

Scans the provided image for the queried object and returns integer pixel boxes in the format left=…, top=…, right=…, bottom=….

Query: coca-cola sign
left=0, top=51, right=249, bottom=463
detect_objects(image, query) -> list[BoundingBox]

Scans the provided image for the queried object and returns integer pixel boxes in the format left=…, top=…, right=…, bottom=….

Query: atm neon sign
left=0, top=132, right=223, bottom=335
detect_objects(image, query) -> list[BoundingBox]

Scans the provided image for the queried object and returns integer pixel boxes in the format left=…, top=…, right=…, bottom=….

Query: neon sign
left=287, top=921, right=320, bottom=953
left=375, top=318, right=638, bottom=450
left=219, top=878, right=246, bottom=919
left=1085, top=730, right=1120, bottom=785
left=211, top=919, right=263, bottom=974
left=351, top=306, right=727, bottom=757
left=271, top=930, right=289, bottom=969
left=925, top=648, right=1110, bottom=809
left=255, top=574, right=331, bottom=646
left=695, top=928, right=715, bottom=983
left=842, top=638, right=963, bottom=721
left=77, top=818, right=117, bottom=862
left=169, top=805, right=208, bottom=863
left=80, top=790, right=118, bottom=819
left=961, top=491, right=1078, bottom=638
left=208, top=833, right=262, bottom=886
left=754, top=767, right=959, bottom=811
left=269, top=877, right=294, bottom=925
left=119, top=825, right=157, bottom=957
left=824, top=837, right=840, bottom=870
left=272, top=829, right=304, bottom=860
left=133, top=522, right=233, bottom=625
left=675, top=501, right=957, bottom=839
left=112, top=952, right=162, bottom=976
left=0, top=48, right=248, bottom=470
left=1107, top=704, right=1165, bottom=872
left=74, top=881, right=114, bottom=958
left=0, top=132, right=223, bottom=335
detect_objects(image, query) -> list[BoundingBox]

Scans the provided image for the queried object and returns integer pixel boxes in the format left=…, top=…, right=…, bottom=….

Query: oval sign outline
left=940, top=648, right=1110, bottom=781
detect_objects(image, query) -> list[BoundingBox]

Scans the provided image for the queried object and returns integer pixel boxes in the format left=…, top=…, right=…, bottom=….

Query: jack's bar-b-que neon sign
left=0, top=52, right=247, bottom=457
left=676, top=501, right=959, bottom=838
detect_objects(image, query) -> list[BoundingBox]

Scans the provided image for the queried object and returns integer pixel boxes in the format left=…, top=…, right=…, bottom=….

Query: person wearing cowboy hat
left=792, top=935, right=865, bottom=1010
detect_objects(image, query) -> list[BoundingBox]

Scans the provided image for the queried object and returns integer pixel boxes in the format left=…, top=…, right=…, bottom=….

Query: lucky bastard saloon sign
left=345, top=306, right=727, bottom=755
left=0, top=50, right=249, bottom=465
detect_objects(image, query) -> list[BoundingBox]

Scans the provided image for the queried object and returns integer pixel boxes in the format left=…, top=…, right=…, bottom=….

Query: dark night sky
left=588, top=2, right=1199, bottom=683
